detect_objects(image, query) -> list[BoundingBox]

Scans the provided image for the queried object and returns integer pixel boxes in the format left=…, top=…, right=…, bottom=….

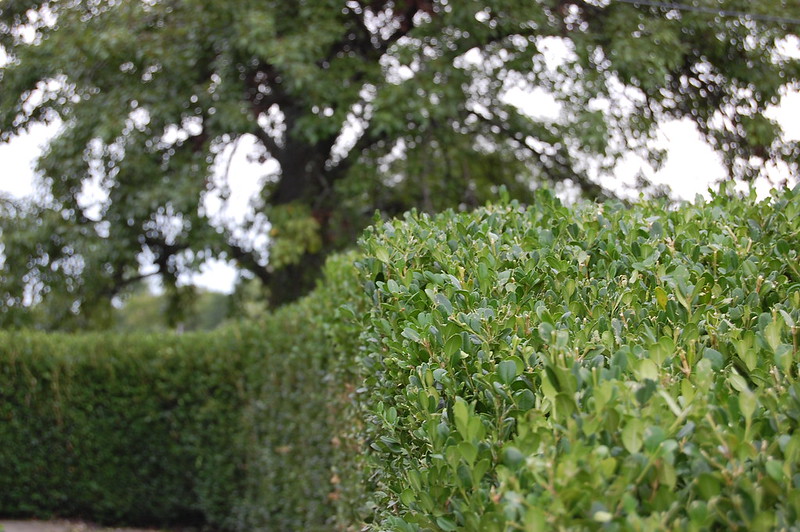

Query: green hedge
left=4, top=185, right=799, bottom=532
left=0, top=329, right=250, bottom=527
left=237, top=252, right=365, bottom=531
left=0, top=253, right=363, bottom=531
left=353, top=184, right=800, bottom=530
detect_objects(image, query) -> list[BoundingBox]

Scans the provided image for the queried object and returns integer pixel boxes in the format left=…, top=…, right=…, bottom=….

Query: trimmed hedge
left=353, top=185, right=800, bottom=530
left=0, top=253, right=363, bottom=531
left=0, top=329, right=250, bottom=527
left=3, top=185, right=799, bottom=532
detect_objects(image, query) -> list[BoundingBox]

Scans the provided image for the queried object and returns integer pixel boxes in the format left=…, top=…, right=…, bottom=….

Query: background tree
left=112, top=283, right=230, bottom=332
left=1, top=0, right=799, bottom=328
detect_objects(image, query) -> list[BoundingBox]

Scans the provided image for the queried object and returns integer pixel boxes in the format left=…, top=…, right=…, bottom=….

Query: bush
left=4, top=185, right=799, bottom=532
left=0, top=329, right=251, bottom=527
left=354, top=185, right=800, bottom=530
left=0, top=252, right=364, bottom=531
left=236, top=252, right=366, bottom=531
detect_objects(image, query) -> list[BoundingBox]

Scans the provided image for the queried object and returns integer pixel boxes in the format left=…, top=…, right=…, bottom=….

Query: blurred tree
left=1, top=0, right=799, bottom=326
left=112, top=283, right=230, bottom=332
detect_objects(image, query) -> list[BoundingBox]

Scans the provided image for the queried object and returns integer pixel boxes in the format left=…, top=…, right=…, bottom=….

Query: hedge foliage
left=0, top=253, right=362, bottom=531
left=354, top=184, right=800, bottom=531
left=2, top=185, right=799, bottom=532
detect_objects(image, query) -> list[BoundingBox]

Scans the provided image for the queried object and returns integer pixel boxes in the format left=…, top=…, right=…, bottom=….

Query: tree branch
left=252, top=127, right=284, bottom=160
left=226, top=240, right=272, bottom=286
left=473, top=112, right=608, bottom=199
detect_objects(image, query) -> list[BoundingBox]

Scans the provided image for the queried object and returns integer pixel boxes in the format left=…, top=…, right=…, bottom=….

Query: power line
left=612, top=0, right=800, bottom=26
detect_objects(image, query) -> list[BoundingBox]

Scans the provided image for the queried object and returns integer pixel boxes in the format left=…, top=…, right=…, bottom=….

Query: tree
left=112, top=283, right=230, bottom=332
left=1, top=0, right=798, bottom=327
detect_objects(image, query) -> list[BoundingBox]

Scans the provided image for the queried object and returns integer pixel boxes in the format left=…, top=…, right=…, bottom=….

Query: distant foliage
left=354, top=185, right=800, bottom=530
left=112, top=285, right=231, bottom=332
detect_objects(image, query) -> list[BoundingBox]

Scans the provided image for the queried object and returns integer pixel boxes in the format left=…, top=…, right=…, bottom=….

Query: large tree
left=1, top=0, right=799, bottom=327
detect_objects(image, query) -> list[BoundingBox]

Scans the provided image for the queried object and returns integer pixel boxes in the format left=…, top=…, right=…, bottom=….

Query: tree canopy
left=1, top=0, right=799, bottom=328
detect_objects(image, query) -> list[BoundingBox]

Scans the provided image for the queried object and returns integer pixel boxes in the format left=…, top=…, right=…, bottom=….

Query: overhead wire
left=611, top=0, right=800, bottom=26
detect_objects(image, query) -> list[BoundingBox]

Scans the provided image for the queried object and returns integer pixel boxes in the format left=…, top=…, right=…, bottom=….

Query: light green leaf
left=655, top=286, right=668, bottom=309
left=375, top=246, right=390, bottom=264
left=622, top=419, right=643, bottom=453
left=497, top=359, right=518, bottom=385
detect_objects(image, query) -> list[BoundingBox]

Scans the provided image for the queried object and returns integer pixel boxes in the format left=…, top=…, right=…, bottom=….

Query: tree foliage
left=112, top=283, right=230, bottom=332
left=1, top=0, right=799, bottom=327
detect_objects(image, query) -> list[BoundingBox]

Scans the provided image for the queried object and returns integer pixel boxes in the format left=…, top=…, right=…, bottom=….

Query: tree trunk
left=263, top=118, right=339, bottom=306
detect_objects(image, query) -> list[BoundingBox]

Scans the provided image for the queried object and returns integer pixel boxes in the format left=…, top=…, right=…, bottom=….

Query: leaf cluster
left=355, top=184, right=800, bottom=530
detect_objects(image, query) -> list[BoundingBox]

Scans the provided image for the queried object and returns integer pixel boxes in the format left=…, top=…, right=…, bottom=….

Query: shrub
left=4, top=185, right=798, bottom=531
left=354, top=185, right=800, bottom=530
left=236, top=252, right=366, bottom=532
left=0, top=252, right=364, bottom=531
left=0, top=329, right=251, bottom=527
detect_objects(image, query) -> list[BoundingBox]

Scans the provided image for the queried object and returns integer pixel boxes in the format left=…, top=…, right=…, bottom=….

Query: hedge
left=0, top=253, right=363, bottom=531
left=0, top=329, right=249, bottom=527
left=353, top=184, right=800, bottom=531
left=2, top=185, right=799, bottom=532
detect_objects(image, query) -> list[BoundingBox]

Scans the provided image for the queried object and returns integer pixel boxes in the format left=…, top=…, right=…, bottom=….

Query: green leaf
left=400, top=489, right=415, bottom=506
left=387, top=279, right=400, bottom=293
left=696, top=473, right=721, bottom=499
left=524, top=507, right=547, bottom=532
left=467, top=416, right=484, bottom=441
left=779, top=309, right=795, bottom=329
left=435, top=293, right=453, bottom=315
left=453, top=398, right=469, bottom=438
left=513, top=389, right=536, bottom=411
left=728, top=372, right=750, bottom=393
left=688, top=501, right=709, bottom=525
left=538, top=322, right=554, bottom=342
left=472, top=458, right=491, bottom=485
left=436, top=517, right=458, bottom=531
left=555, top=392, right=576, bottom=419
left=702, top=348, right=724, bottom=371
left=655, top=286, right=668, bottom=309
left=503, top=446, right=525, bottom=468
left=498, top=360, right=518, bottom=385
left=622, top=419, right=643, bottom=453
left=375, top=246, right=390, bottom=264
left=766, top=459, right=784, bottom=481
left=739, top=390, right=757, bottom=422
left=635, top=379, right=657, bottom=406
left=458, top=441, right=477, bottom=465
left=765, top=318, right=783, bottom=351
left=444, top=335, right=462, bottom=359
left=401, top=327, right=421, bottom=342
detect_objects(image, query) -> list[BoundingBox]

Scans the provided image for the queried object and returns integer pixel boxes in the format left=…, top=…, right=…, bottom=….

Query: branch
left=473, top=113, right=609, bottom=199
left=252, top=126, right=284, bottom=160
left=226, top=240, right=272, bottom=286
left=96, top=258, right=164, bottom=301
left=328, top=120, right=390, bottom=180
